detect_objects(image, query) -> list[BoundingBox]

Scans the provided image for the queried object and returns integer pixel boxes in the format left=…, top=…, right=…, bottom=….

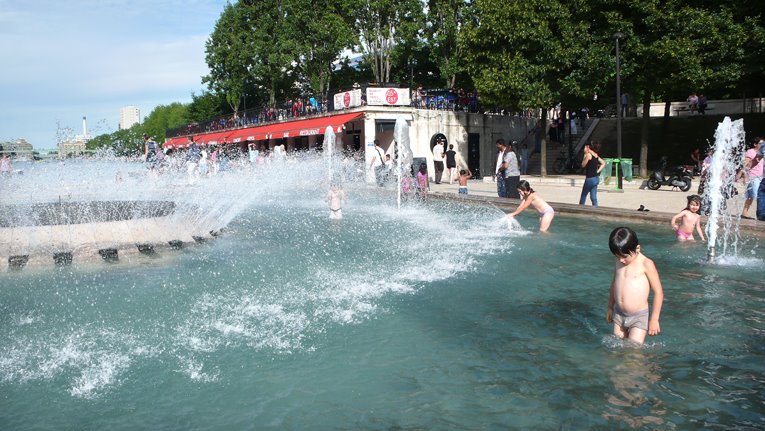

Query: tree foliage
left=461, top=0, right=592, bottom=110
left=203, top=2, right=250, bottom=113
left=350, top=0, right=424, bottom=84
left=88, top=104, right=188, bottom=156
left=205, top=1, right=301, bottom=108
left=425, top=0, right=474, bottom=88
left=291, top=0, right=356, bottom=99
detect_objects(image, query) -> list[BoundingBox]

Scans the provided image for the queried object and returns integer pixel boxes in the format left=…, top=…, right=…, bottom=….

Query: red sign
left=385, top=88, right=399, bottom=104
left=366, top=88, right=410, bottom=106
left=343, top=92, right=351, bottom=108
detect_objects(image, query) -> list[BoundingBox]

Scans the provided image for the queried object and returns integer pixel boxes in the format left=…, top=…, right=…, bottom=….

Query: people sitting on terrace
left=166, top=86, right=480, bottom=141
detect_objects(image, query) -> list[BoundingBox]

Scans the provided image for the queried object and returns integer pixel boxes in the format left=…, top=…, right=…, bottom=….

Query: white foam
left=177, top=357, right=219, bottom=383
left=69, top=352, right=131, bottom=398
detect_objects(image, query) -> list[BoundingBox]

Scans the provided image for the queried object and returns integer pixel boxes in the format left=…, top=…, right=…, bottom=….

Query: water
left=704, top=117, right=746, bottom=261
left=1, top=155, right=764, bottom=429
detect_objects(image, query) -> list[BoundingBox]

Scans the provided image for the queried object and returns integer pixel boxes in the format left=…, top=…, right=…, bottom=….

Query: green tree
left=187, top=91, right=229, bottom=123
left=588, top=0, right=749, bottom=175
left=350, top=0, right=424, bottom=84
left=291, top=0, right=355, bottom=100
left=461, top=0, right=591, bottom=176
left=203, top=2, right=251, bottom=113
left=425, top=0, right=474, bottom=88
left=244, top=1, right=301, bottom=106
left=142, top=103, right=189, bottom=142
left=86, top=127, right=144, bottom=156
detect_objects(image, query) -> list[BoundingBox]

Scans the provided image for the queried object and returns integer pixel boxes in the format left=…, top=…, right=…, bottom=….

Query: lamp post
left=614, top=32, right=624, bottom=190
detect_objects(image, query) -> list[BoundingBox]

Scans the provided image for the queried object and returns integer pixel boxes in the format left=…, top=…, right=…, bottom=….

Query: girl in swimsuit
left=670, top=195, right=705, bottom=241
left=506, top=180, right=555, bottom=232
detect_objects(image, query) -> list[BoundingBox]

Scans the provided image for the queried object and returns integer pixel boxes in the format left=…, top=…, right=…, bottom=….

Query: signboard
left=366, top=88, right=411, bottom=106
left=333, top=89, right=362, bottom=109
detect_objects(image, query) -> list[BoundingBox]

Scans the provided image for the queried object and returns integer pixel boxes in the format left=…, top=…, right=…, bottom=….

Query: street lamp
left=614, top=32, right=624, bottom=190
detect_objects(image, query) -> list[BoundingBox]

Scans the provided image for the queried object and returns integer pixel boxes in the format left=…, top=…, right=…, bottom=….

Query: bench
left=673, top=104, right=715, bottom=115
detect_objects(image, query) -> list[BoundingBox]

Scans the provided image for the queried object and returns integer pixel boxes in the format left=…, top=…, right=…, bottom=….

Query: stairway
left=524, top=118, right=599, bottom=175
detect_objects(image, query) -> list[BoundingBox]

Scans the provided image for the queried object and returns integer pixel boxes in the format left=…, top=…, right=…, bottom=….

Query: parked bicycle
left=553, top=149, right=581, bottom=174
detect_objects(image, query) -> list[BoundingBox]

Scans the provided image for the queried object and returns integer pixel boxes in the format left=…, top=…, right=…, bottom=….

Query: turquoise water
left=1, top=177, right=764, bottom=429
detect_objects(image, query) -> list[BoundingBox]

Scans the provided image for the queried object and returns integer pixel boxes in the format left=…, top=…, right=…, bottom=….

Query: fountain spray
left=393, top=116, right=412, bottom=210
left=323, top=126, right=336, bottom=185
left=704, top=117, right=745, bottom=262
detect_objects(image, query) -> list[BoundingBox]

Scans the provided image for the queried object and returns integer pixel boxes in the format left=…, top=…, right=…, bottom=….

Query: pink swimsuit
left=675, top=228, right=694, bottom=240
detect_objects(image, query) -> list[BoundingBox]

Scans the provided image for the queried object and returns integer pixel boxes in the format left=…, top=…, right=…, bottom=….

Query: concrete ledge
left=430, top=192, right=765, bottom=238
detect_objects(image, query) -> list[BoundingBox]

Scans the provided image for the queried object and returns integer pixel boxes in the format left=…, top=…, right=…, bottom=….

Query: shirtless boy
left=606, top=227, right=664, bottom=345
left=457, top=168, right=472, bottom=195
left=670, top=195, right=705, bottom=241
left=326, top=184, right=346, bottom=220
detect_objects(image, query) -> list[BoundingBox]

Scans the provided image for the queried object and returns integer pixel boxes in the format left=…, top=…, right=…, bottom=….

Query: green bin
left=621, top=158, right=633, bottom=181
left=600, top=158, right=613, bottom=183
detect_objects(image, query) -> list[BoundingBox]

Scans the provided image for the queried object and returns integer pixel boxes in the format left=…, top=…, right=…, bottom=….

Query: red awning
left=163, top=136, right=186, bottom=148
left=164, top=111, right=363, bottom=148
left=195, top=131, right=233, bottom=146
left=227, top=112, right=363, bottom=142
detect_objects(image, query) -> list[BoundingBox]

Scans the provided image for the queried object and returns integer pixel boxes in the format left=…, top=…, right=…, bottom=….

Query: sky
left=0, top=0, right=228, bottom=150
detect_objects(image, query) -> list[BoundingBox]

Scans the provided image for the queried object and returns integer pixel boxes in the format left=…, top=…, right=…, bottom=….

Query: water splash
left=323, top=126, right=337, bottom=186
left=703, top=117, right=745, bottom=262
left=394, top=116, right=413, bottom=210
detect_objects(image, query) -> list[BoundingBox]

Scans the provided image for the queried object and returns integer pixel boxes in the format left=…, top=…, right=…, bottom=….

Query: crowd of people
left=169, top=97, right=329, bottom=138
left=410, top=85, right=481, bottom=113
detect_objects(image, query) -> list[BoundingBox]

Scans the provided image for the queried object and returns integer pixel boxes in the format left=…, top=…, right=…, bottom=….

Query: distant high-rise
left=119, top=106, right=141, bottom=130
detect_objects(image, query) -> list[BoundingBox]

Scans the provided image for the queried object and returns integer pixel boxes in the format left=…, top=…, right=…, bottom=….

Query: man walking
left=432, top=137, right=445, bottom=184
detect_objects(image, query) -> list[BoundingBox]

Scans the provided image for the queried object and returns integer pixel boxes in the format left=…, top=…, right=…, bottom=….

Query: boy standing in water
left=326, top=183, right=346, bottom=220
left=606, top=227, right=664, bottom=345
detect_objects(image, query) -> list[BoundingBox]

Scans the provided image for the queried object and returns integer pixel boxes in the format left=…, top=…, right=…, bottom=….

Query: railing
left=166, top=87, right=488, bottom=140
left=166, top=99, right=330, bottom=139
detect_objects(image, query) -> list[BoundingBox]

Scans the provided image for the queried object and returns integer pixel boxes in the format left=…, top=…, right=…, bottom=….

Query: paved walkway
left=428, top=174, right=765, bottom=236
left=430, top=175, right=689, bottom=212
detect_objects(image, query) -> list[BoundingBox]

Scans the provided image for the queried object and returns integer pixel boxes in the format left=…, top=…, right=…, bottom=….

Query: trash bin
left=621, top=158, right=633, bottom=181
left=600, top=158, right=613, bottom=183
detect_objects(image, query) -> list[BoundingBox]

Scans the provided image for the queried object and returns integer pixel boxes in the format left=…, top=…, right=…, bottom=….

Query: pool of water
left=1, top=159, right=764, bottom=429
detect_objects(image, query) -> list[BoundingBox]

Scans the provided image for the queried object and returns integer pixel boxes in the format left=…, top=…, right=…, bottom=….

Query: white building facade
left=119, top=106, right=141, bottom=130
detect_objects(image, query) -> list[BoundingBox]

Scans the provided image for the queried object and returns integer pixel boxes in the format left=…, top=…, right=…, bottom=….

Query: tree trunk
left=540, top=109, right=548, bottom=177
left=639, top=90, right=651, bottom=178
left=660, top=100, right=670, bottom=160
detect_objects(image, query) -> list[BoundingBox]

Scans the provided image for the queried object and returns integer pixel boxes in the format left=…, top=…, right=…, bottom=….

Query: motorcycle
left=647, top=157, right=693, bottom=191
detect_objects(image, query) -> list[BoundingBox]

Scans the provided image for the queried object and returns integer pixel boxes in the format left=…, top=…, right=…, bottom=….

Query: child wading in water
left=457, top=168, right=472, bottom=195
left=326, top=183, right=346, bottom=220
left=670, top=195, right=705, bottom=241
left=415, top=163, right=429, bottom=200
left=505, top=180, right=554, bottom=232
left=606, top=227, right=664, bottom=345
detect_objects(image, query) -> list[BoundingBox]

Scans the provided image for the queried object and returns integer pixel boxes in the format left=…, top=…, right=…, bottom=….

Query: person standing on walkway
left=579, top=142, right=606, bottom=207
left=432, top=137, right=445, bottom=184
left=503, top=141, right=521, bottom=199
left=520, top=143, right=529, bottom=175
left=445, top=144, right=457, bottom=184
left=742, top=137, right=764, bottom=219
left=495, top=139, right=508, bottom=197
left=621, top=93, right=630, bottom=117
